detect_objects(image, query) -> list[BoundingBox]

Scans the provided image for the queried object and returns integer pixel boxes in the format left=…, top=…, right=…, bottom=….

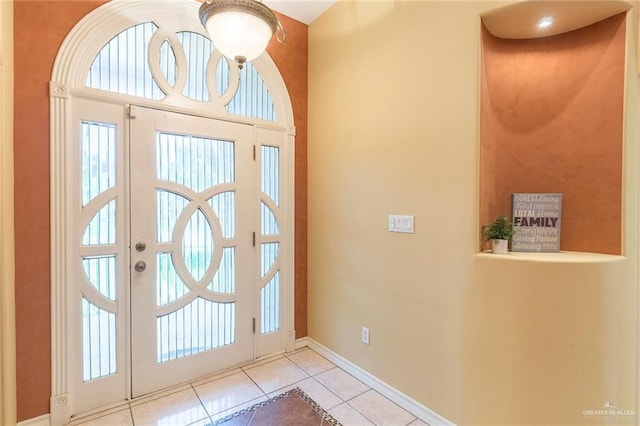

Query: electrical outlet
left=361, top=326, right=370, bottom=345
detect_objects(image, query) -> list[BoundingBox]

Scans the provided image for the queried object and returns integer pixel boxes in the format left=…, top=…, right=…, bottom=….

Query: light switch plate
left=389, top=215, right=414, bottom=233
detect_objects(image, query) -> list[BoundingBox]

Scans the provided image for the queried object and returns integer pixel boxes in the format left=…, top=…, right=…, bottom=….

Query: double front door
left=70, top=99, right=286, bottom=413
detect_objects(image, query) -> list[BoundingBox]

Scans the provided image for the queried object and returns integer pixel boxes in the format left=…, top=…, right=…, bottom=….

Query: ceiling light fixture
left=199, top=0, right=286, bottom=70
left=538, top=16, right=554, bottom=29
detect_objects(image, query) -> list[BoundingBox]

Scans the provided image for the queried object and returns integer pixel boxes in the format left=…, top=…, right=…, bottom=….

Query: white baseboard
left=17, top=414, right=50, bottom=426
left=297, top=337, right=456, bottom=426
left=295, top=336, right=310, bottom=350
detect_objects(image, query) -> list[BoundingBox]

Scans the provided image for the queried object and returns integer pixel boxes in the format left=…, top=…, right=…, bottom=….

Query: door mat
left=211, top=387, right=342, bottom=426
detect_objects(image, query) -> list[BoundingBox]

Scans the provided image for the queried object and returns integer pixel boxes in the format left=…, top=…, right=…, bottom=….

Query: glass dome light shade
left=206, top=11, right=273, bottom=62
left=199, top=0, right=280, bottom=69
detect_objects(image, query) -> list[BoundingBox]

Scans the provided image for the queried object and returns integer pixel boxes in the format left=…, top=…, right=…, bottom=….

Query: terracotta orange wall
left=270, top=12, right=309, bottom=339
left=13, top=2, right=307, bottom=421
left=479, top=14, right=625, bottom=255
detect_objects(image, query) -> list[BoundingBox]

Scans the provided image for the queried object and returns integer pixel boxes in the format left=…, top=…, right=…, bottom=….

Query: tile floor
left=68, top=348, right=429, bottom=426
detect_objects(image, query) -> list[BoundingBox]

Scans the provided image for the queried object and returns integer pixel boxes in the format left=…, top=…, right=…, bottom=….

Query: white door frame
left=49, top=1, right=295, bottom=424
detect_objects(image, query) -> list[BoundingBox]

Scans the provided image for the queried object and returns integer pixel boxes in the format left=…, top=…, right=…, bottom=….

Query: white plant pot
left=491, top=239, right=509, bottom=254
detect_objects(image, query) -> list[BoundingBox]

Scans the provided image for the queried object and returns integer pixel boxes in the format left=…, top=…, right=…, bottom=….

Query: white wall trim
left=295, top=336, right=310, bottom=350
left=17, top=414, right=50, bottom=426
left=0, top=2, right=16, bottom=425
left=297, top=337, right=457, bottom=426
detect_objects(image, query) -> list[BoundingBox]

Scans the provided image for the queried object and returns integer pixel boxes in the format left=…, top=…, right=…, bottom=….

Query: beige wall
left=0, top=0, right=16, bottom=425
left=308, top=1, right=639, bottom=424
left=468, top=253, right=637, bottom=424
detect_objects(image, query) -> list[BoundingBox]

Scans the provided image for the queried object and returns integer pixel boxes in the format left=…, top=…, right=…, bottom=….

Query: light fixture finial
left=235, top=56, right=247, bottom=70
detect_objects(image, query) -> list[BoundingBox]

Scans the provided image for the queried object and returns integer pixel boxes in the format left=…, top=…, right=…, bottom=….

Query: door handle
left=135, top=242, right=147, bottom=252
left=134, top=261, right=146, bottom=272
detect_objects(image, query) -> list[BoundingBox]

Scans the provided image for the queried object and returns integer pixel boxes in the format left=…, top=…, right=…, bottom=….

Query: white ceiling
left=264, top=0, right=336, bottom=24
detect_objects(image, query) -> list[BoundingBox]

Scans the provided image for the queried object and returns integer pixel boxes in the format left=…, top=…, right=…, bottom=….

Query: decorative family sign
left=511, top=193, right=562, bottom=252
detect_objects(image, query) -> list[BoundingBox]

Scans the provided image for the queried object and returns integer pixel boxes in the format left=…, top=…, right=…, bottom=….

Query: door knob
left=134, top=261, right=146, bottom=272
left=135, top=242, right=147, bottom=252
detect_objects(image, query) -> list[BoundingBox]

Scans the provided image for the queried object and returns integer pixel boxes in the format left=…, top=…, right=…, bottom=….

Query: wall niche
left=479, top=9, right=627, bottom=255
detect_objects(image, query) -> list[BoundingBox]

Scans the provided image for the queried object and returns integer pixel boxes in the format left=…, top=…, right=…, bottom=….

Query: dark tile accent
left=213, top=388, right=341, bottom=426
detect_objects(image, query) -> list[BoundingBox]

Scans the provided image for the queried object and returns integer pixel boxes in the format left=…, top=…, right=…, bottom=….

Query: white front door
left=128, top=106, right=254, bottom=396
left=69, top=98, right=289, bottom=414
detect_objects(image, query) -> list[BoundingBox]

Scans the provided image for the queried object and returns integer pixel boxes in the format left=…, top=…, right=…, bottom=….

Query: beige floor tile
left=295, top=378, right=344, bottom=410
left=186, top=418, right=214, bottom=426
left=69, top=349, right=422, bottom=426
left=129, top=383, right=193, bottom=407
left=191, top=367, right=244, bottom=387
left=329, top=403, right=375, bottom=426
left=130, top=388, right=209, bottom=426
left=314, top=367, right=369, bottom=401
left=286, top=349, right=335, bottom=376
left=245, top=352, right=285, bottom=369
left=72, top=408, right=134, bottom=426
left=194, top=371, right=265, bottom=417
left=209, top=395, right=268, bottom=422
left=349, top=390, right=416, bottom=426
left=267, top=378, right=342, bottom=411
left=243, top=357, right=309, bottom=394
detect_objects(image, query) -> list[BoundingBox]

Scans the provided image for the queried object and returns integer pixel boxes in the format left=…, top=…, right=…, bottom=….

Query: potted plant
left=482, top=214, right=514, bottom=254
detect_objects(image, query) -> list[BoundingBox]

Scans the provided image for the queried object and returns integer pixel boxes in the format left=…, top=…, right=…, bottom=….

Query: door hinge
left=252, top=318, right=256, bottom=334
left=252, top=231, right=256, bottom=247
left=253, top=145, right=256, bottom=161
left=126, top=105, right=137, bottom=119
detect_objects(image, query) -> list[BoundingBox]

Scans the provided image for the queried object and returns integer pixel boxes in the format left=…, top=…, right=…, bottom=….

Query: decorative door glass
left=260, top=145, right=281, bottom=334
left=86, top=23, right=276, bottom=121
left=154, top=132, right=238, bottom=363
left=80, top=121, right=118, bottom=381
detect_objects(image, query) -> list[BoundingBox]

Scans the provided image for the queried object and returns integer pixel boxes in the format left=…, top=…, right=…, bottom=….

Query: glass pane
left=157, top=252, right=189, bottom=306
left=261, top=146, right=279, bottom=206
left=156, top=132, right=235, bottom=193
left=208, top=191, right=235, bottom=239
left=86, top=22, right=163, bottom=100
left=159, top=40, right=177, bottom=87
left=261, top=202, right=279, bottom=236
left=83, top=200, right=116, bottom=245
left=226, top=61, right=276, bottom=121
left=216, top=57, right=232, bottom=98
left=157, top=191, right=189, bottom=243
left=176, top=32, right=215, bottom=102
left=82, top=298, right=116, bottom=381
left=86, top=24, right=278, bottom=119
left=82, top=121, right=116, bottom=206
left=83, top=256, right=116, bottom=301
left=157, top=298, right=235, bottom=363
left=182, top=208, right=213, bottom=282
left=260, top=243, right=279, bottom=278
left=261, top=272, right=279, bottom=334
left=208, top=247, right=235, bottom=294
